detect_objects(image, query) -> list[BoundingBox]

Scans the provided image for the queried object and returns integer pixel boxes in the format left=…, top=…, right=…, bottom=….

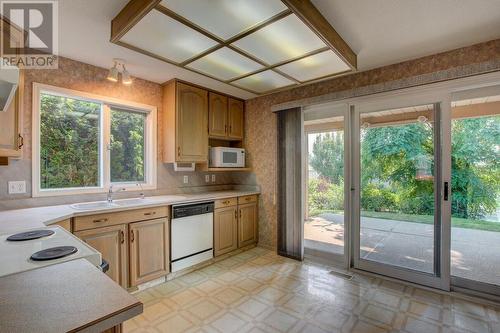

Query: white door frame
left=299, top=71, right=500, bottom=290
left=346, top=72, right=500, bottom=290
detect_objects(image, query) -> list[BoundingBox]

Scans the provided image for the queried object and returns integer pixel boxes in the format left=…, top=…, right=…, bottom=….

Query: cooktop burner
left=7, top=229, right=55, bottom=241
left=30, top=246, right=78, bottom=261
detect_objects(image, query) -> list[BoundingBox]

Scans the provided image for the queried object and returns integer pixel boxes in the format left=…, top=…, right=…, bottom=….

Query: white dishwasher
left=171, top=202, right=214, bottom=272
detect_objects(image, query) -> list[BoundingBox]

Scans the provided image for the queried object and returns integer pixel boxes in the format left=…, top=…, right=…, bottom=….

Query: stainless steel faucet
left=107, top=184, right=126, bottom=203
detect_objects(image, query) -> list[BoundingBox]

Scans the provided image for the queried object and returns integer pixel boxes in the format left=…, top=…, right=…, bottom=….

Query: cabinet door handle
left=235, top=209, right=238, bottom=219
left=229, top=125, right=232, bottom=133
left=245, top=197, right=251, bottom=201
left=130, top=230, right=135, bottom=242
left=239, top=209, right=242, bottom=218
left=120, top=230, right=124, bottom=244
left=18, top=134, right=24, bottom=149
left=224, top=125, right=227, bottom=133
left=223, top=200, right=229, bottom=204
left=144, top=211, right=156, bottom=216
left=177, top=146, right=181, bottom=157
left=93, top=218, right=108, bottom=223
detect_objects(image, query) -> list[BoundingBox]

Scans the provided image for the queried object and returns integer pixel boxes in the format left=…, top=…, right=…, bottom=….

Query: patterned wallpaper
left=244, top=39, right=500, bottom=249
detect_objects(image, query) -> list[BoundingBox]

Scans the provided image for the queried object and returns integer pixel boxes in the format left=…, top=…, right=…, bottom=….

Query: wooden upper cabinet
left=209, top=92, right=228, bottom=138
left=129, top=217, right=169, bottom=287
left=177, top=83, right=208, bottom=162
left=0, top=20, right=23, bottom=161
left=228, top=98, right=244, bottom=140
left=162, top=79, right=245, bottom=164
left=162, top=81, right=208, bottom=163
left=75, top=224, right=128, bottom=288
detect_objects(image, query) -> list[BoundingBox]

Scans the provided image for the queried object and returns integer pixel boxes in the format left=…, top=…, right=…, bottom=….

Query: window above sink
left=32, top=83, right=157, bottom=197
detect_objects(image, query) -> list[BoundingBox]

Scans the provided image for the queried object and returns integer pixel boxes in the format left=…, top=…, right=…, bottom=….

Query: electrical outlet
left=205, top=175, right=210, bottom=183
left=183, top=175, right=189, bottom=184
left=211, top=174, right=216, bottom=183
left=8, top=181, right=26, bottom=194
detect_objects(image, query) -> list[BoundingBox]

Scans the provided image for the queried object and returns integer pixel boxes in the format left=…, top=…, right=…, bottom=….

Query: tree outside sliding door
left=359, top=105, right=437, bottom=272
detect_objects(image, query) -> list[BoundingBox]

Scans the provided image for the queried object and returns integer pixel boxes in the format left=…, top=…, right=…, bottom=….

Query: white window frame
left=32, top=82, right=157, bottom=197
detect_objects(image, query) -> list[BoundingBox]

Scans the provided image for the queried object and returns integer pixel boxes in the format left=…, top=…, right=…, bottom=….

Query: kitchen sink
left=113, top=198, right=149, bottom=206
left=114, top=196, right=187, bottom=206
left=70, top=195, right=189, bottom=211
left=70, top=201, right=119, bottom=210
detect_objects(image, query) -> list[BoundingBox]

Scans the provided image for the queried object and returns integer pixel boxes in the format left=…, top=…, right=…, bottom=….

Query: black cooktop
left=30, top=246, right=78, bottom=261
left=7, top=229, right=55, bottom=241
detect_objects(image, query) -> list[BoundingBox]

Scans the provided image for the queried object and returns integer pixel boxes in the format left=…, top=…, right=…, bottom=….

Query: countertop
left=0, top=190, right=260, bottom=234
left=0, top=258, right=143, bottom=333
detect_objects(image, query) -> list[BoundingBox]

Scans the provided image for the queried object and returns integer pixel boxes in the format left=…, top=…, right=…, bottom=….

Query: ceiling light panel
left=232, top=70, right=295, bottom=93
left=161, top=0, right=288, bottom=40
left=187, top=47, right=264, bottom=81
left=232, top=15, right=326, bottom=65
left=121, top=10, right=217, bottom=63
left=277, top=50, right=350, bottom=82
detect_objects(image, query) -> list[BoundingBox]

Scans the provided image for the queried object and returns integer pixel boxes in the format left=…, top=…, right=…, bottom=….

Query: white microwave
left=209, top=147, right=245, bottom=168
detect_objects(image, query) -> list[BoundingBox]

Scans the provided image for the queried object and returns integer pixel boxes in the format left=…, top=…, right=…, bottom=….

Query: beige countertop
left=0, top=190, right=260, bottom=234
left=0, top=258, right=143, bottom=333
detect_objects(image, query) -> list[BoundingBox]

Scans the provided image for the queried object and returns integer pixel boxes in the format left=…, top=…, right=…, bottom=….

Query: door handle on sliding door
left=444, top=182, right=449, bottom=201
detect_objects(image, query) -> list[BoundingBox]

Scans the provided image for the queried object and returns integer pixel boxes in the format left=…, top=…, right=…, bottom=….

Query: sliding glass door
left=299, top=74, right=500, bottom=296
left=450, top=86, right=500, bottom=296
left=303, top=103, right=350, bottom=266
left=353, top=96, right=450, bottom=290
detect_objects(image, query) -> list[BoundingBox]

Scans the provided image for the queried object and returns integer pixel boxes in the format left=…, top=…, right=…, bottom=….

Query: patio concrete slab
left=304, top=213, right=500, bottom=286
left=363, top=232, right=434, bottom=273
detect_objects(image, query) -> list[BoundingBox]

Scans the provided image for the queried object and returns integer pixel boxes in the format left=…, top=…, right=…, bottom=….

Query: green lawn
left=309, top=209, right=500, bottom=232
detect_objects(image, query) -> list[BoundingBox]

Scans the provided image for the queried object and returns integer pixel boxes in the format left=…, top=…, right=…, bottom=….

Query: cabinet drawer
left=238, top=195, right=257, bottom=205
left=74, top=206, right=169, bottom=231
left=215, top=197, right=237, bottom=209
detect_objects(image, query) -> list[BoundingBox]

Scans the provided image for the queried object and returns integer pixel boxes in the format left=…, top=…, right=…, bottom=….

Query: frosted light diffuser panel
left=121, top=10, right=217, bottom=63
left=232, top=15, right=326, bottom=65
left=277, top=51, right=350, bottom=82
left=187, top=47, right=263, bottom=81
left=233, top=70, right=294, bottom=93
left=161, top=0, right=287, bottom=40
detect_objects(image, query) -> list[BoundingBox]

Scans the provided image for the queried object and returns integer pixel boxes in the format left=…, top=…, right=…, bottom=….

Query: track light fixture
left=107, top=58, right=132, bottom=85
left=122, top=65, right=132, bottom=85
left=106, top=61, right=118, bottom=82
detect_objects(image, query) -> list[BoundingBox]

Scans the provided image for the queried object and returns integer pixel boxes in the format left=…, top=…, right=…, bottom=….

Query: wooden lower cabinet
left=214, top=206, right=238, bottom=256
left=54, top=219, right=71, bottom=232
left=129, top=218, right=169, bottom=287
left=238, top=202, right=258, bottom=248
left=75, top=225, right=128, bottom=288
left=102, top=324, right=122, bottom=333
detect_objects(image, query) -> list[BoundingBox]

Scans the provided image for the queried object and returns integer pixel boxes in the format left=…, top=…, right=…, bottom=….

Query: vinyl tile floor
left=124, top=247, right=500, bottom=333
